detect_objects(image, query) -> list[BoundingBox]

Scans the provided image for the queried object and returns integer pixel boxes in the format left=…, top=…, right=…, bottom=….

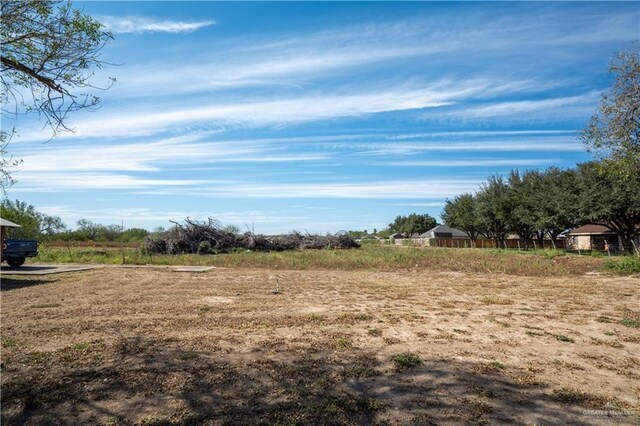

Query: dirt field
left=1, top=266, right=639, bottom=425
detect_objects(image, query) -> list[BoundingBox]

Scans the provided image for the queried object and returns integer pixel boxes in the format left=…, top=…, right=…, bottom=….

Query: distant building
left=419, top=225, right=469, bottom=239
left=565, top=225, right=635, bottom=251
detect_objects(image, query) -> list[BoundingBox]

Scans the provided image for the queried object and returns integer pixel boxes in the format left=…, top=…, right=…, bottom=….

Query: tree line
left=442, top=163, right=639, bottom=251
left=0, top=199, right=153, bottom=243
left=347, top=213, right=439, bottom=239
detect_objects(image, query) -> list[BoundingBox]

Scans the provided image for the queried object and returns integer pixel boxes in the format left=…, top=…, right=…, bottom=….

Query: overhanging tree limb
left=1, top=55, right=64, bottom=93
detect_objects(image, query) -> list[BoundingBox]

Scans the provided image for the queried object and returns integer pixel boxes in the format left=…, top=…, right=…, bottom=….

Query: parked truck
left=2, top=239, right=39, bottom=267
left=1, top=218, right=39, bottom=268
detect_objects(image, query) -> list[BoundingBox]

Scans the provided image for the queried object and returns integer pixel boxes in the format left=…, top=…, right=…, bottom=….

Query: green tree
left=1, top=0, right=113, bottom=191
left=0, top=199, right=66, bottom=239
left=441, top=193, right=482, bottom=245
left=388, top=213, right=437, bottom=236
left=580, top=42, right=640, bottom=177
left=40, top=214, right=67, bottom=238
left=119, top=228, right=150, bottom=243
left=76, top=219, right=100, bottom=241
left=576, top=162, right=640, bottom=252
left=507, top=170, right=539, bottom=249
left=347, top=230, right=367, bottom=239
left=476, top=176, right=511, bottom=247
left=100, top=224, right=124, bottom=242
left=532, top=168, right=579, bottom=247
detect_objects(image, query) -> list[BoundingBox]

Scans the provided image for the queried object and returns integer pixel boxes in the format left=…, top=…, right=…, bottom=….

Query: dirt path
left=1, top=268, right=639, bottom=424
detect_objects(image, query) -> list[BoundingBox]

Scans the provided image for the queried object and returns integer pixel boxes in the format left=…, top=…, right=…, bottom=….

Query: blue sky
left=4, top=1, right=639, bottom=233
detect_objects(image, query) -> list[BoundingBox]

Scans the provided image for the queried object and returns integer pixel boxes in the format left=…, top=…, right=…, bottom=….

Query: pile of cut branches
left=145, top=218, right=359, bottom=255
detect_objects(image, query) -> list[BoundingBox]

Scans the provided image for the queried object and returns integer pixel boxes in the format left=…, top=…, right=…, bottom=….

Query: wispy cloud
left=16, top=137, right=330, bottom=173
left=99, top=15, right=215, bottom=34
left=387, top=130, right=578, bottom=139
left=15, top=172, right=212, bottom=192
left=440, top=92, right=600, bottom=121
left=155, top=179, right=482, bottom=200
left=377, top=159, right=559, bottom=167
left=351, top=140, right=584, bottom=156
left=112, top=46, right=433, bottom=95
left=15, top=79, right=530, bottom=142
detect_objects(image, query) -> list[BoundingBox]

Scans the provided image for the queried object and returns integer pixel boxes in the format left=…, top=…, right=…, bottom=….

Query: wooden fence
left=397, top=238, right=563, bottom=250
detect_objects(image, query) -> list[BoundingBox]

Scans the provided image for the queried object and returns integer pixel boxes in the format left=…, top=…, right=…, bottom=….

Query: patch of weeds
left=513, top=373, right=542, bottom=386
left=2, top=337, right=17, bottom=348
left=553, top=388, right=616, bottom=408
left=305, top=313, right=326, bottom=324
left=480, top=296, right=512, bottom=305
left=103, top=418, right=120, bottom=426
left=322, top=393, right=385, bottom=414
left=334, top=336, right=353, bottom=351
left=177, top=351, right=199, bottom=361
left=522, top=324, right=544, bottom=330
left=605, top=256, right=640, bottom=274
left=356, top=396, right=385, bottom=411
left=393, top=353, right=421, bottom=370
left=354, top=313, right=373, bottom=321
left=453, top=328, right=470, bottom=335
left=23, top=351, right=47, bottom=365
left=596, top=315, right=613, bottom=323
left=467, top=397, right=493, bottom=417
left=590, top=337, right=623, bottom=348
left=475, top=361, right=506, bottom=375
left=554, top=334, right=575, bottom=343
left=367, top=328, right=382, bottom=337
left=348, top=365, right=378, bottom=379
left=620, top=316, right=640, bottom=329
left=27, top=303, right=62, bottom=309
left=490, top=361, right=505, bottom=370
left=73, top=342, right=90, bottom=350
left=554, top=388, right=586, bottom=404
left=383, top=336, right=402, bottom=345
left=526, top=331, right=544, bottom=337
left=198, top=305, right=212, bottom=312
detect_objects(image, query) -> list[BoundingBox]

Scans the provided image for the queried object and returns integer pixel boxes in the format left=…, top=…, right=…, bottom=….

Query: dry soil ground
left=1, top=267, right=639, bottom=425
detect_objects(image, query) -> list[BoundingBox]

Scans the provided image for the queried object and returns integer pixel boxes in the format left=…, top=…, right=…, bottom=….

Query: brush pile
left=145, top=218, right=359, bottom=255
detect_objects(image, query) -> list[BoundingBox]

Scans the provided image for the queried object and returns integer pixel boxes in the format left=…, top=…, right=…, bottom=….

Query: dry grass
left=1, top=266, right=639, bottom=425
left=34, top=244, right=619, bottom=277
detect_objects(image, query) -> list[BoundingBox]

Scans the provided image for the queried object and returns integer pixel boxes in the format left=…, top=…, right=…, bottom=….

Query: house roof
left=420, top=224, right=469, bottom=238
left=566, top=224, right=616, bottom=235
left=390, top=233, right=405, bottom=239
left=0, top=218, right=21, bottom=228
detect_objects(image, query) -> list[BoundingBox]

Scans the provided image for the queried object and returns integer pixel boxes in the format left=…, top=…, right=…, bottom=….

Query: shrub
left=392, top=353, right=421, bottom=369
left=606, top=256, right=640, bottom=274
left=197, top=241, right=212, bottom=255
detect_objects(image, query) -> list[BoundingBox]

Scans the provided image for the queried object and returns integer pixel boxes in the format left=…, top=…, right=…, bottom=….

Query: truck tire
left=7, top=257, right=25, bottom=268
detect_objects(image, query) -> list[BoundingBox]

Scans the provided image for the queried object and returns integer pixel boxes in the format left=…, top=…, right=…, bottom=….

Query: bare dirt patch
left=1, top=268, right=639, bottom=424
